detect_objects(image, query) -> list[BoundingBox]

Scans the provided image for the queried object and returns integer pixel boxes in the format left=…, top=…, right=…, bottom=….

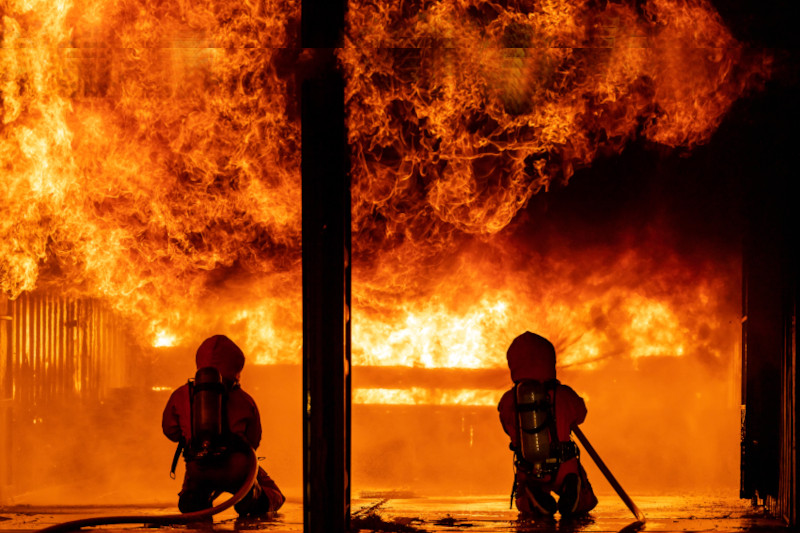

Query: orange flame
left=352, top=237, right=739, bottom=406
left=0, top=0, right=759, bottom=505
left=2, top=0, right=301, bottom=350
left=1, top=0, right=760, bottom=406
left=337, top=0, right=762, bottom=405
left=342, top=0, right=768, bottom=239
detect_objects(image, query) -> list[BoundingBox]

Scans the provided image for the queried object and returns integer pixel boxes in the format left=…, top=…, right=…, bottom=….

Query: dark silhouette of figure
left=162, top=335, right=285, bottom=517
left=498, top=332, right=597, bottom=517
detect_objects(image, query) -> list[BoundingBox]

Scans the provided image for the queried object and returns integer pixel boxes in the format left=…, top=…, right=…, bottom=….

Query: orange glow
left=354, top=299, right=512, bottom=369
left=354, top=387, right=498, bottom=406
left=0, top=0, right=760, bottom=503
left=2, top=0, right=760, bottom=399
left=341, top=0, right=767, bottom=239
left=153, top=329, right=177, bottom=348
left=1, top=0, right=301, bottom=352
left=353, top=241, right=735, bottom=374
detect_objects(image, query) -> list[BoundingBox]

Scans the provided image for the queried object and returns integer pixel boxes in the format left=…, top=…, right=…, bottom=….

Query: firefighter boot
left=558, top=473, right=581, bottom=517
left=521, top=483, right=557, bottom=516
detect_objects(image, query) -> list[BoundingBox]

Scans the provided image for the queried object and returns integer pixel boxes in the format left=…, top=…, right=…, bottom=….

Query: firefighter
left=162, top=335, right=285, bottom=517
left=498, top=331, right=597, bottom=517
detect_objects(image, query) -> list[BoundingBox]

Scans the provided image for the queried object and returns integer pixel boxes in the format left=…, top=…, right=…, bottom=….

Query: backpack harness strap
left=169, top=379, right=195, bottom=478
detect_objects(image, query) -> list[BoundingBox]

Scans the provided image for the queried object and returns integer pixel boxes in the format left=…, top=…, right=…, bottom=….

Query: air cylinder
left=192, top=366, right=225, bottom=457
left=516, top=380, right=551, bottom=474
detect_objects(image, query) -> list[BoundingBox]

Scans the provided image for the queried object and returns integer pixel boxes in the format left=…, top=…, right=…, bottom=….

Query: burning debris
left=351, top=498, right=425, bottom=532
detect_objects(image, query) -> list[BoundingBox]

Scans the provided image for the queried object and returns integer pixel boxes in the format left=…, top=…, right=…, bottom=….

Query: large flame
left=1, top=0, right=765, bottom=407
left=339, top=0, right=764, bottom=405
left=2, top=0, right=301, bottom=353
left=351, top=230, right=740, bottom=404
left=342, top=0, right=766, bottom=244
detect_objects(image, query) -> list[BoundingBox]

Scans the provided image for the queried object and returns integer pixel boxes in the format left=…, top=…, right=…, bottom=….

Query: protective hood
left=195, top=335, right=245, bottom=381
left=506, top=331, right=557, bottom=382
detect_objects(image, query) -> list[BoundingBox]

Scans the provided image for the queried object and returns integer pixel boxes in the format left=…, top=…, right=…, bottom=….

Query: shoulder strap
left=545, top=379, right=561, bottom=445
left=169, top=379, right=193, bottom=477
left=512, top=382, right=519, bottom=447
left=187, top=378, right=195, bottom=446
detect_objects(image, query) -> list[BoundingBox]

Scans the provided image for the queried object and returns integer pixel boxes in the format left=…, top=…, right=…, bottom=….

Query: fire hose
left=572, top=426, right=646, bottom=524
left=36, top=447, right=259, bottom=533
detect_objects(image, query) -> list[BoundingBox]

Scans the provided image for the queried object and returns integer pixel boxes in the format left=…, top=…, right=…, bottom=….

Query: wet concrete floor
left=0, top=493, right=793, bottom=533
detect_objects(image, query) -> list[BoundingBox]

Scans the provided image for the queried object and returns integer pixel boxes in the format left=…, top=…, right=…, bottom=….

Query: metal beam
left=300, top=4, right=351, bottom=527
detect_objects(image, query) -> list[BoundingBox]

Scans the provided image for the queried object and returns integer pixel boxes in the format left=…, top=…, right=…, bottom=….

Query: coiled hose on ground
left=36, top=447, right=259, bottom=533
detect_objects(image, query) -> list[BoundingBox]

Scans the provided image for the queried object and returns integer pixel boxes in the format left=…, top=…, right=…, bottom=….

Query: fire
left=1, top=0, right=761, bottom=410
left=1, top=0, right=301, bottom=345
left=626, top=296, right=685, bottom=358
left=354, top=299, right=511, bottom=369
left=153, top=329, right=177, bottom=348
left=341, top=0, right=767, bottom=241
left=338, top=0, right=764, bottom=405
left=351, top=237, right=738, bottom=404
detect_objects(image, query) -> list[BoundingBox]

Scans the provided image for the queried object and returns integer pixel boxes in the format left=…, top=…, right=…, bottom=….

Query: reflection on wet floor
left=0, top=493, right=792, bottom=532
left=348, top=493, right=786, bottom=532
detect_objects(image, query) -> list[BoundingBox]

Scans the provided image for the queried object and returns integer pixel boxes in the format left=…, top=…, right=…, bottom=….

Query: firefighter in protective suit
left=162, top=335, right=285, bottom=517
left=498, top=332, right=597, bottom=517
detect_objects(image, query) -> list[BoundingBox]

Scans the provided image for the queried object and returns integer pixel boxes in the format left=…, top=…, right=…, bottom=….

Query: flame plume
left=2, top=0, right=301, bottom=351
left=1, top=0, right=765, bottom=381
left=340, top=0, right=764, bottom=406
left=342, top=0, right=767, bottom=244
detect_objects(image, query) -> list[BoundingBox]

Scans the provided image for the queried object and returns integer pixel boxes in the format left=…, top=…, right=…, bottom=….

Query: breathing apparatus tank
left=515, top=379, right=555, bottom=477
left=191, top=366, right=226, bottom=459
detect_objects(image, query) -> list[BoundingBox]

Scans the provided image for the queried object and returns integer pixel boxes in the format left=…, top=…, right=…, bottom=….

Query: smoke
left=10, top=388, right=179, bottom=505
left=350, top=53, right=748, bottom=493
left=6, top=345, right=302, bottom=505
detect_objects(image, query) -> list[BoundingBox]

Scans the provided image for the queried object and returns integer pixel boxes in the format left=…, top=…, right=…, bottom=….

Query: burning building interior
left=0, top=0, right=797, bottom=530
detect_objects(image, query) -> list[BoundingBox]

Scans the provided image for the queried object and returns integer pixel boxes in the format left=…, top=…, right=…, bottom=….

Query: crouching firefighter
left=162, top=335, right=285, bottom=517
left=498, top=332, right=597, bottom=517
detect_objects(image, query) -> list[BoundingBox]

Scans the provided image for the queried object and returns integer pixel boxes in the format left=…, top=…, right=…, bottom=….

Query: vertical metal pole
left=741, top=194, right=783, bottom=504
left=3, top=298, right=11, bottom=397
left=57, top=297, right=64, bottom=395
left=301, top=0, right=351, bottom=530
left=3, top=297, right=12, bottom=493
left=23, top=294, right=31, bottom=405
left=34, top=294, right=41, bottom=405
